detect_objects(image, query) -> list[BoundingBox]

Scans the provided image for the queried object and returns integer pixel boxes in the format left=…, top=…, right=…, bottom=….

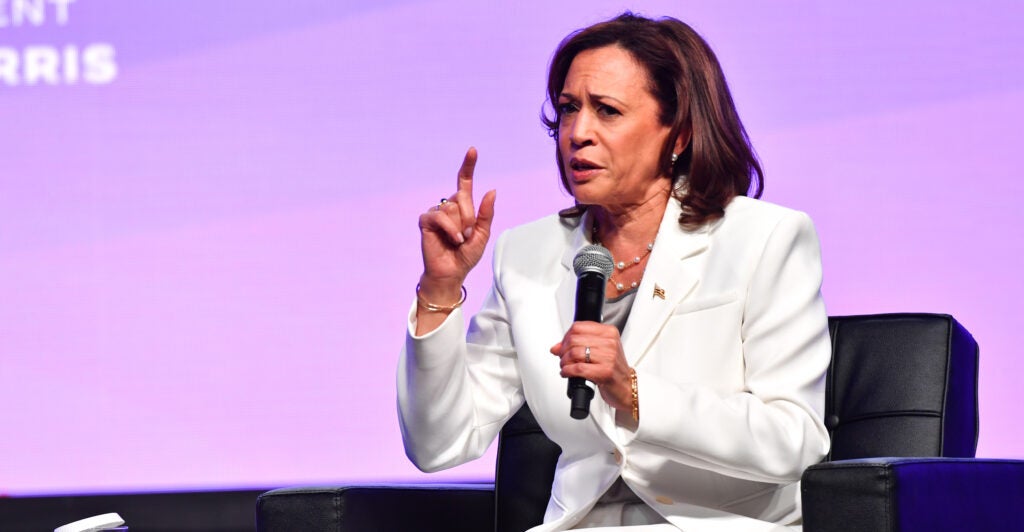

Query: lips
left=570, top=157, right=600, bottom=171
left=568, top=157, right=602, bottom=181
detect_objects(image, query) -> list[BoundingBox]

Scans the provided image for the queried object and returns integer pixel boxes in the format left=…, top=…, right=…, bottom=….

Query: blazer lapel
left=621, top=200, right=709, bottom=367
left=555, top=210, right=592, bottom=333
left=554, top=202, right=710, bottom=442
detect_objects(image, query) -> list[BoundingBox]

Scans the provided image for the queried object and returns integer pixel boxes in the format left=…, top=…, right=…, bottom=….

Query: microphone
left=568, top=244, right=614, bottom=419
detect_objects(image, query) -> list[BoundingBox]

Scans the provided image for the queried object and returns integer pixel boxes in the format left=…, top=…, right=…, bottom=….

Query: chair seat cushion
left=801, top=457, right=1024, bottom=532
left=256, top=484, right=494, bottom=532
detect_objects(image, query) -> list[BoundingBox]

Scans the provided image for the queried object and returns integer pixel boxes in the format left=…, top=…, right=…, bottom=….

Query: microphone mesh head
left=573, top=244, right=614, bottom=280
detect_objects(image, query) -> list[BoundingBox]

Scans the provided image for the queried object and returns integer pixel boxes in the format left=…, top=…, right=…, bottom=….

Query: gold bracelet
left=629, top=367, right=639, bottom=422
left=416, top=284, right=467, bottom=312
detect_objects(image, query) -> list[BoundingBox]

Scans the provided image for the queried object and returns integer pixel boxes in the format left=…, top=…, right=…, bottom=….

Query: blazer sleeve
left=628, top=210, right=831, bottom=483
left=396, top=232, right=525, bottom=473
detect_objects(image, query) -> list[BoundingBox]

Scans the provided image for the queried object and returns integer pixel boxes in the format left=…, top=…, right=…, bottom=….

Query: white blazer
left=398, top=196, right=831, bottom=532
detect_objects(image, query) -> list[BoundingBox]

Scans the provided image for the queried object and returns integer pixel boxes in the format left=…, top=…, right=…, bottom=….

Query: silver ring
left=435, top=198, right=448, bottom=210
left=584, top=346, right=591, bottom=363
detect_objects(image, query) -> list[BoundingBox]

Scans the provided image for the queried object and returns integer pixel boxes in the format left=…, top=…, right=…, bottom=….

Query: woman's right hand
left=416, top=147, right=496, bottom=325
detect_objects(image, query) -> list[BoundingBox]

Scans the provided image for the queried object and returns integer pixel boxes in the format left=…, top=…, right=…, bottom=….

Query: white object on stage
left=54, top=512, right=125, bottom=532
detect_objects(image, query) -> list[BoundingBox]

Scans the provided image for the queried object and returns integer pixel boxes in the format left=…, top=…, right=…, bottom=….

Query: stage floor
left=0, top=488, right=269, bottom=532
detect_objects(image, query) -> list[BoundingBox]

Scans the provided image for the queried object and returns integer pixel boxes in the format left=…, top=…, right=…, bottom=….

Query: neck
left=591, top=187, right=669, bottom=247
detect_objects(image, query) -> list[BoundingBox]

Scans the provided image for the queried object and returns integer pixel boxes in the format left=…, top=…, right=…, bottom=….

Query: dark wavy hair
left=542, top=12, right=763, bottom=229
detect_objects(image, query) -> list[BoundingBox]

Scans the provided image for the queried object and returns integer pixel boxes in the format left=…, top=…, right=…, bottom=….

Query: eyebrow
left=559, top=92, right=627, bottom=106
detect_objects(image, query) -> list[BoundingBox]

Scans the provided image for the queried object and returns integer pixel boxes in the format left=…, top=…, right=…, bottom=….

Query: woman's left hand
left=550, top=322, right=633, bottom=412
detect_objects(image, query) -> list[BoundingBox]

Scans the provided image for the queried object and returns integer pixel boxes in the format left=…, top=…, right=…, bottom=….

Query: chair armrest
left=801, top=457, right=1024, bottom=532
left=256, top=484, right=495, bottom=532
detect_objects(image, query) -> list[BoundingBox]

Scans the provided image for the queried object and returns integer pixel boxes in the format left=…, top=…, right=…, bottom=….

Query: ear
left=673, top=128, right=692, bottom=156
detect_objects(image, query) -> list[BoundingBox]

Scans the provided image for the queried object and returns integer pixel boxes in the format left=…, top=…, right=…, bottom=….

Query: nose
left=564, top=109, right=595, bottom=148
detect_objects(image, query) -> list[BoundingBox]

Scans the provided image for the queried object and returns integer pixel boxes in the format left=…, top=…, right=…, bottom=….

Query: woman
left=399, top=13, right=830, bottom=532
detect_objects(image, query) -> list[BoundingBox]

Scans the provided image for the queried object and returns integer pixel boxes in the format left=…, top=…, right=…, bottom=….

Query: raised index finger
left=457, top=147, right=478, bottom=197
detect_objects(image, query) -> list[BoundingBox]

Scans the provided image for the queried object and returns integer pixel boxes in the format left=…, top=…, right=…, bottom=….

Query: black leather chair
left=257, top=314, right=1024, bottom=531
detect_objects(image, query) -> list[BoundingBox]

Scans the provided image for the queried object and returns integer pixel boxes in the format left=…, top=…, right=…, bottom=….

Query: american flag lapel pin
left=653, top=284, right=666, bottom=299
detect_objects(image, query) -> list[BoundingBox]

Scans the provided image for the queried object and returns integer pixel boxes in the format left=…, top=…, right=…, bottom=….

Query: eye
left=557, top=101, right=579, bottom=115
left=597, top=103, right=621, bottom=116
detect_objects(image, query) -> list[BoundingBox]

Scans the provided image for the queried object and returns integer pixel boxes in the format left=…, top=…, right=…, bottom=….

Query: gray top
left=603, top=287, right=638, bottom=334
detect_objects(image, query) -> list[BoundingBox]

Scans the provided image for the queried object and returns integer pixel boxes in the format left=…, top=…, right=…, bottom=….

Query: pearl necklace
left=592, top=224, right=656, bottom=292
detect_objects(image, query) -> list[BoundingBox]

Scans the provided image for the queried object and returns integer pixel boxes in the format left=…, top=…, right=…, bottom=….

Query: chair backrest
left=494, top=404, right=561, bottom=532
left=825, top=313, right=978, bottom=460
left=492, top=313, right=979, bottom=532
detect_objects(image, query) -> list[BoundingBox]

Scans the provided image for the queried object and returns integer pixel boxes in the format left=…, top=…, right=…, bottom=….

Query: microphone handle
left=568, top=377, right=593, bottom=420
left=568, top=271, right=605, bottom=419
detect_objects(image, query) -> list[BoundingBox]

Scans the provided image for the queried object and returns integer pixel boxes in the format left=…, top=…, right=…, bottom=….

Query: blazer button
left=613, top=450, right=622, bottom=464
left=655, top=495, right=674, bottom=505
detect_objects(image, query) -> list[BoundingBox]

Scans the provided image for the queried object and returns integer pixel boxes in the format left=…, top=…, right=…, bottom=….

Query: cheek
left=557, top=123, right=573, bottom=148
left=623, top=136, right=659, bottom=173
left=558, top=136, right=573, bottom=169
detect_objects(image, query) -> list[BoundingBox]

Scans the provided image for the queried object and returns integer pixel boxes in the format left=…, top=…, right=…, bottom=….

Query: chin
left=570, top=192, right=603, bottom=209
left=567, top=185, right=592, bottom=205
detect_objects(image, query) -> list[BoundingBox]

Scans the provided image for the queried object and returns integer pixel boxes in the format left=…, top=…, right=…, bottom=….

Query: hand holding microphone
left=551, top=245, right=635, bottom=419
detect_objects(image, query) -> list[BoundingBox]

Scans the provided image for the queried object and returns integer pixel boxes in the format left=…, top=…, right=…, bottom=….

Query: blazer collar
left=620, top=198, right=709, bottom=366
left=556, top=200, right=709, bottom=337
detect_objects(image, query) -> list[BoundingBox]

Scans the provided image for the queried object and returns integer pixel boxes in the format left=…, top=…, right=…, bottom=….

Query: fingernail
left=456, top=232, right=465, bottom=244
left=463, top=227, right=474, bottom=240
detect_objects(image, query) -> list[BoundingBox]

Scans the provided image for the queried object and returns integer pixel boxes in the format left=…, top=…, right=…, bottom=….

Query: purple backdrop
left=1, top=0, right=1021, bottom=495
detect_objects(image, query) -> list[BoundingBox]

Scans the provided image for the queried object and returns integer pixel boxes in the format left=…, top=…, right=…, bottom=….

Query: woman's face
left=558, top=45, right=677, bottom=212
